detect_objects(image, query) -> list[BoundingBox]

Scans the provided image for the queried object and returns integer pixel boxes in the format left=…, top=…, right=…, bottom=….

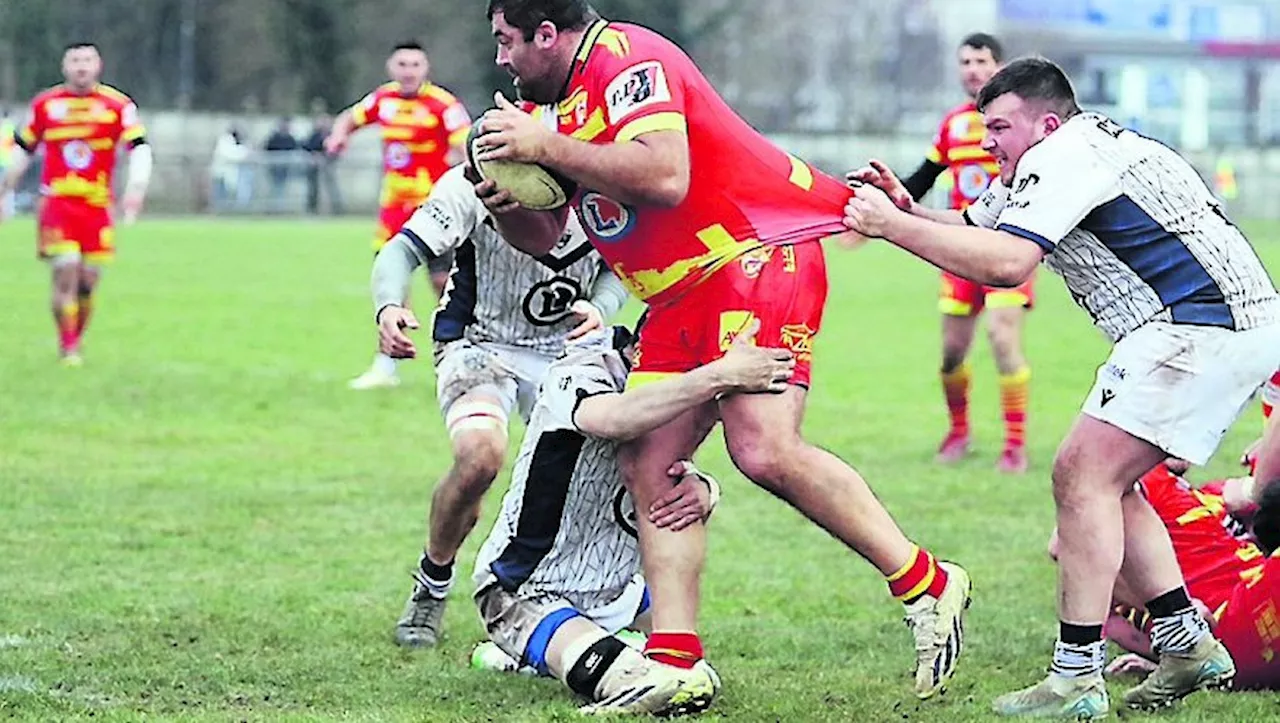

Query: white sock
left=373, top=353, right=398, bottom=376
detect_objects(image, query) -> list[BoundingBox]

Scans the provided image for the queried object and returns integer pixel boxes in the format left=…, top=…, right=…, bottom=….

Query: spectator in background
left=302, top=114, right=343, bottom=215
left=0, top=106, right=15, bottom=218
left=210, top=124, right=251, bottom=212
left=263, top=117, right=297, bottom=213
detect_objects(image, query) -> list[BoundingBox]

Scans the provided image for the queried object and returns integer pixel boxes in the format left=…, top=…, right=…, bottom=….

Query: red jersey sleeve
left=16, top=98, right=44, bottom=152
left=926, top=112, right=949, bottom=165
left=588, top=28, right=688, bottom=143
left=349, top=89, right=383, bottom=128
left=120, top=99, right=146, bottom=145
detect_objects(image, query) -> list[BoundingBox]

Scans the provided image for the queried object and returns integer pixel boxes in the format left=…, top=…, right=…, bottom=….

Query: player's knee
left=940, top=347, right=968, bottom=373
left=452, top=431, right=507, bottom=493
left=986, top=317, right=1022, bottom=360
left=726, top=431, right=796, bottom=493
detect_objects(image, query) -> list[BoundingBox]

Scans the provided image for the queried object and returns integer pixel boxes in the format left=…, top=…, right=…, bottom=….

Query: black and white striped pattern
left=1051, top=639, right=1107, bottom=679
left=1150, top=607, right=1212, bottom=655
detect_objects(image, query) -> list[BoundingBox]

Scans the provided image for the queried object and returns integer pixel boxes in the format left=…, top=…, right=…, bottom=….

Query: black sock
left=419, top=553, right=454, bottom=583
left=1145, top=587, right=1192, bottom=618
left=1059, top=621, right=1104, bottom=646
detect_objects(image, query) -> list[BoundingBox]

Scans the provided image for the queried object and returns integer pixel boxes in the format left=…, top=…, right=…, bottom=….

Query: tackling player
left=371, top=162, right=629, bottom=649
left=0, top=42, right=152, bottom=366
left=896, top=33, right=1033, bottom=473
left=327, top=41, right=472, bottom=390
left=1049, top=461, right=1280, bottom=692
left=467, top=323, right=795, bottom=714
left=472, top=0, right=973, bottom=705
left=846, top=57, right=1280, bottom=717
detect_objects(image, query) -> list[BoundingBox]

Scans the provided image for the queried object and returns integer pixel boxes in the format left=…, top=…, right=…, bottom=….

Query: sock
left=563, top=633, right=630, bottom=698
left=643, top=631, right=703, bottom=669
left=415, top=552, right=454, bottom=600
left=941, top=364, right=971, bottom=436
left=886, top=545, right=949, bottom=603
left=1146, top=588, right=1210, bottom=654
left=1262, top=370, right=1280, bottom=419
left=1052, top=622, right=1106, bottom=678
left=373, top=352, right=398, bottom=376
left=55, top=301, right=80, bottom=350
left=999, top=366, right=1031, bottom=450
left=74, top=292, right=93, bottom=338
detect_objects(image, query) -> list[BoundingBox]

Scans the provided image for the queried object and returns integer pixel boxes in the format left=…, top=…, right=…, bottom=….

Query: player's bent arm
left=886, top=214, right=1043, bottom=287
left=371, top=235, right=427, bottom=315
left=574, top=365, right=734, bottom=442
left=586, top=265, right=629, bottom=320
left=541, top=130, right=689, bottom=208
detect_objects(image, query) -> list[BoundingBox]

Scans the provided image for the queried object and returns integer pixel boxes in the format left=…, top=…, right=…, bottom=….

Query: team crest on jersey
left=580, top=192, right=635, bottom=242
left=62, top=140, right=93, bottom=170
left=522, top=276, right=583, bottom=326
left=956, top=164, right=992, bottom=200
left=604, top=61, right=671, bottom=125
left=385, top=142, right=411, bottom=169
left=739, top=247, right=775, bottom=279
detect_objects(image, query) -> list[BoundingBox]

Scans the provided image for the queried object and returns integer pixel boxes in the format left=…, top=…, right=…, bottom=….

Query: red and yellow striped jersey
left=348, top=81, right=470, bottom=207
left=552, top=20, right=851, bottom=305
left=16, top=83, right=146, bottom=209
left=926, top=101, right=999, bottom=211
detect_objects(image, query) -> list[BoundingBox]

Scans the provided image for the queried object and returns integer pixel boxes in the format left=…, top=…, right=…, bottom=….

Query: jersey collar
left=559, top=18, right=611, bottom=101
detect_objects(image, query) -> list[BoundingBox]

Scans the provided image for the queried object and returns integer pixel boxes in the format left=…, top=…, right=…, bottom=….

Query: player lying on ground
left=330, top=40, right=473, bottom=390
left=846, top=56, right=1280, bottom=718
left=0, top=42, right=152, bottom=366
left=371, top=163, right=627, bottom=648
left=474, top=0, right=972, bottom=702
left=468, top=320, right=794, bottom=715
left=1049, top=459, right=1280, bottom=691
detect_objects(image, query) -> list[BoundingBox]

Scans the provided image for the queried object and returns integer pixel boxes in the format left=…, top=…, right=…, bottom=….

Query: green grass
left=2, top=217, right=1280, bottom=722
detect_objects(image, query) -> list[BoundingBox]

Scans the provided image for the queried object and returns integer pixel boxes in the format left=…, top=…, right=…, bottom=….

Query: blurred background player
left=326, top=40, right=472, bottom=390
left=468, top=324, right=795, bottom=714
left=0, top=106, right=15, bottom=218
left=475, top=0, right=972, bottom=703
left=0, top=42, right=151, bottom=366
left=1050, top=460, right=1280, bottom=692
left=370, top=163, right=628, bottom=649
left=896, top=33, right=1033, bottom=473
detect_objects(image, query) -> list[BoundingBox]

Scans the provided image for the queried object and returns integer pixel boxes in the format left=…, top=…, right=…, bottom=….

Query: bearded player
left=326, top=41, right=472, bottom=390
left=1050, top=460, right=1280, bottom=692
left=470, top=0, right=972, bottom=704
left=0, top=42, right=152, bottom=366
left=895, top=33, right=1033, bottom=473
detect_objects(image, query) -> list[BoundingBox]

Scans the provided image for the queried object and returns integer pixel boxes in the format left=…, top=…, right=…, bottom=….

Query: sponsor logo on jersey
left=604, top=60, right=671, bottom=125
left=580, top=192, right=635, bottom=242
left=522, top=276, right=583, bottom=326
left=62, top=139, right=93, bottom=170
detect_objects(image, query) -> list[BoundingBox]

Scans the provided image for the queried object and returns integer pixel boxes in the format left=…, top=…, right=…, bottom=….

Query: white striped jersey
left=471, top=346, right=639, bottom=602
left=966, top=112, right=1278, bottom=342
left=396, top=165, right=617, bottom=356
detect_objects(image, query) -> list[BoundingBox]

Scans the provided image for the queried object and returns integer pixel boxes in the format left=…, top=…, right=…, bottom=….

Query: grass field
left=3, top=217, right=1280, bottom=722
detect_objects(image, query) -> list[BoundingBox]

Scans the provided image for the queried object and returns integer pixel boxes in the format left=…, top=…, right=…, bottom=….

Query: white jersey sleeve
left=397, top=165, right=483, bottom=259
left=963, top=180, right=1008, bottom=229
left=994, top=126, right=1120, bottom=250
left=538, top=360, right=619, bottom=432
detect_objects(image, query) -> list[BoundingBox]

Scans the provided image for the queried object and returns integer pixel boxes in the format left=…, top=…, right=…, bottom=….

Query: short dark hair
left=392, top=40, right=425, bottom=53
left=977, top=56, right=1081, bottom=119
left=960, top=33, right=1003, bottom=62
left=486, top=0, right=599, bottom=41
left=63, top=41, right=97, bottom=53
left=1254, top=482, right=1280, bottom=556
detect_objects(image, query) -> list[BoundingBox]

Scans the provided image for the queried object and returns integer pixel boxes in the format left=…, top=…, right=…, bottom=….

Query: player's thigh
left=37, top=200, right=84, bottom=264
left=489, top=344, right=555, bottom=424
left=1080, top=322, right=1280, bottom=466
left=436, top=341, right=520, bottom=441
left=719, top=385, right=808, bottom=480
left=615, top=401, right=717, bottom=508
left=78, top=213, right=116, bottom=269
left=1054, top=414, right=1166, bottom=504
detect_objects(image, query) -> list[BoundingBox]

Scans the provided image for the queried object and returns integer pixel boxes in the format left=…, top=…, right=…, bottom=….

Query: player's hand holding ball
left=376, top=304, right=420, bottom=359
left=467, top=94, right=575, bottom=213
left=712, top=319, right=795, bottom=394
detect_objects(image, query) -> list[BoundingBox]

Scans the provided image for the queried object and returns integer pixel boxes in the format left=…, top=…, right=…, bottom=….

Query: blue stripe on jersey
left=1079, top=195, right=1233, bottom=328
left=490, top=429, right=586, bottom=592
left=996, top=223, right=1055, bottom=252
left=432, top=239, right=477, bottom=343
left=522, top=607, right=582, bottom=675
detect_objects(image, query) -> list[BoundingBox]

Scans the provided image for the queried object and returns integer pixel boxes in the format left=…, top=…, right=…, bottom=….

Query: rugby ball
left=466, top=124, right=575, bottom=211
